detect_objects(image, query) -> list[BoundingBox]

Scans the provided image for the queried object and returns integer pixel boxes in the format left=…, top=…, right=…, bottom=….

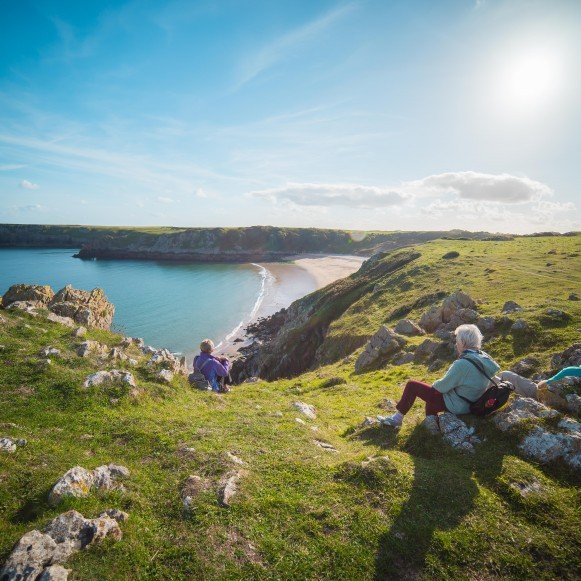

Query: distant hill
left=0, top=224, right=510, bottom=261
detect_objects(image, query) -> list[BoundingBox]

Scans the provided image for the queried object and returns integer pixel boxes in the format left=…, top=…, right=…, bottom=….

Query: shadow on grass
left=10, top=486, right=53, bottom=524
left=373, top=424, right=507, bottom=579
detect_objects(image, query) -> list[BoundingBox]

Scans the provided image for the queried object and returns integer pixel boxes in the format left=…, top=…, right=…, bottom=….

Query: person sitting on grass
left=193, top=339, right=231, bottom=393
left=379, top=324, right=500, bottom=428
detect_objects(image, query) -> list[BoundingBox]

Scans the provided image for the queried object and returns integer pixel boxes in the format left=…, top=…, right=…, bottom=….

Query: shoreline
left=217, top=254, right=365, bottom=358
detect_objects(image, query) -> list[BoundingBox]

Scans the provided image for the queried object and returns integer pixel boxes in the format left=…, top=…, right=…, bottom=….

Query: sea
left=0, top=247, right=272, bottom=360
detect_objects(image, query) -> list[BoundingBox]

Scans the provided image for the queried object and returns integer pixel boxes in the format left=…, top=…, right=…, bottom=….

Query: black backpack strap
left=194, top=356, right=212, bottom=373
left=461, top=355, right=498, bottom=387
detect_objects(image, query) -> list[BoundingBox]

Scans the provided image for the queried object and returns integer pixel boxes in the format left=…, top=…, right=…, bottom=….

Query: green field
left=0, top=235, right=580, bottom=579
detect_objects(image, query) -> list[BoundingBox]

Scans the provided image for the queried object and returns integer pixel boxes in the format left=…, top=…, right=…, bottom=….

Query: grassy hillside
left=1, top=236, right=580, bottom=579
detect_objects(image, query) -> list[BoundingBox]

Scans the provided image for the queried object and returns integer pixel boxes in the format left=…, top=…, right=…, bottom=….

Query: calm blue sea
left=0, top=248, right=266, bottom=358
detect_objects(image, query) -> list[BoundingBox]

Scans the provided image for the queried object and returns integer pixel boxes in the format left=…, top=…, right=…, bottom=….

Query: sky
left=0, top=0, right=580, bottom=233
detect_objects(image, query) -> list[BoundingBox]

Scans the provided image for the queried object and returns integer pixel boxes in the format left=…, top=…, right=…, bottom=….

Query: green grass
left=0, top=235, right=580, bottom=579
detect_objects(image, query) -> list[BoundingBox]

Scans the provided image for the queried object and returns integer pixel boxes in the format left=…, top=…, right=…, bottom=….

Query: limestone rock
left=72, top=326, right=87, bottom=338
left=502, top=300, right=522, bottom=313
left=565, top=393, right=581, bottom=415
left=2, top=284, right=54, bottom=307
left=421, top=415, right=441, bottom=435
left=394, top=319, right=425, bottom=336
left=510, top=319, right=529, bottom=333
left=437, top=413, right=481, bottom=453
left=48, top=285, right=114, bottom=330
left=38, top=564, right=71, bottom=580
left=218, top=470, right=246, bottom=507
left=49, top=464, right=130, bottom=505
left=440, top=291, right=477, bottom=323
left=392, top=352, right=414, bottom=365
left=510, top=479, right=543, bottom=497
left=46, top=312, right=75, bottom=327
left=243, top=376, right=260, bottom=383
left=83, top=370, right=136, bottom=389
left=545, top=308, right=569, bottom=320
left=0, top=438, right=17, bottom=453
left=550, top=343, right=581, bottom=370
left=99, top=508, right=129, bottom=523
left=568, top=293, right=579, bottom=301
left=226, top=452, right=245, bottom=465
left=511, top=357, right=539, bottom=377
left=314, top=440, right=338, bottom=452
left=413, top=339, right=439, bottom=362
left=76, top=340, right=108, bottom=358
left=157, top=369, right=174, bottom=383
left=494, top=397, right=559, bottom=432
left=6, top=300, right=46, bottom=314
left=519, top=426, right=581, bottom=469
left=476, top=316, right=496, bottom=334
left=40, top=346, right=61, bottom=357
left=355, top=326, right=406, bottom=371
left=0, top=529, right=57, bottom=580
left=558, top=418, right=581, bottom=434
left=293, top=401, right=316, bottom=420
left=147, top=348, right=187, bottom=375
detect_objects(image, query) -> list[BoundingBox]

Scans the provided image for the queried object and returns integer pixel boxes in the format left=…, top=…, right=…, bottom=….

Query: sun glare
left=494, top=45, right=566, bottom=117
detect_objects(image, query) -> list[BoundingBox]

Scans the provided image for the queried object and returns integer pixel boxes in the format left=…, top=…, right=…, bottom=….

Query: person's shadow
left=372, top=423, right=507, bottom=579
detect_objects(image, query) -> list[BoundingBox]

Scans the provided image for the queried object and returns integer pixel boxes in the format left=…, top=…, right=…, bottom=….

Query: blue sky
left=1, top=0, right=580, bottom=232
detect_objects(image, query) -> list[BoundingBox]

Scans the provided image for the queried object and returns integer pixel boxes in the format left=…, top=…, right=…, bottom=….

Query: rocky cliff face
left=232, top=249, right=422, bottom=381
left=0, top=224, right=501, bottom=262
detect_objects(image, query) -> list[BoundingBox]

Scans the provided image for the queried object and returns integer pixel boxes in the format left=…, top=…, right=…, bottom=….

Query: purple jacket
left=194, top=352, right=230, bottom=390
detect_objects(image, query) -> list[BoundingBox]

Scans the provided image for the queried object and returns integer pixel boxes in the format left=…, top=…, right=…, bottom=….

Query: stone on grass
left=99, top=508, right=129, bottom=523
left=40, top=346, right=61, bottom=357
left=557, top=418, right=581, bottom=434
left=493, top=398, right=559, bottom=432
left=435, top=413, right=481, bottom=453
left=294, top=401, right=316, bottom=420
left=519, top=427, right=581, bottom=469
left=442, top=251, right=460, bottom=259
left=545, top=308, right=569, bottom=320
left=413, top=339, right=439, bottom=362
left=244, top=376, right=260, bottom=383
left=147, top=348, right=188, bottom=375
left=157, top=369, right=174, bottom=384
left=476, top=316, right=496, bottom=334
left=355, top=326, right=407, bottom=371
left=502, top=300, right=522, bottom=313
left=226, top=452, right=245, bottom=465
left=72, top=326, right=87, bottom=338
left=314, top=440, right=338, bottom=452
left=510, top=479, right=544, bottom=497
left=83, top=370, right=136, bottom=389
left=46, top=312, right=75, bottom=327
left=550, top=343, right=581, bottom=369
left=49, top=464, right=130, bottom=505
left=218, top=470, right=246, bottom=507
left=421, top=415, right=441, bottom=435
left=510, top=319, right=529, bottom=333
left=568, top=293, right=580, bottom=301
left=38, top=564, right=71, bottom=580
left=76, top=340, right=108, bottom=358
left=0, top=510, right=124, bottom=581
left=392, top=352, right=415, bottom=366
left=394, top=319, right=425, bottom=336
left=511, top=357, right=539, bottom=376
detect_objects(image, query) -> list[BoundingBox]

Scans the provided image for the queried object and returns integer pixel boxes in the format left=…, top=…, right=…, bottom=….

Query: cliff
left=0, top=224, right=504, bottom=261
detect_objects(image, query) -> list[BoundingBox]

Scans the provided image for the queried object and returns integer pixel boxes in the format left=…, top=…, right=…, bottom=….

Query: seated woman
left=380, top=324, right=500, bottom=427
left=193, top=339, right=231, bottom=392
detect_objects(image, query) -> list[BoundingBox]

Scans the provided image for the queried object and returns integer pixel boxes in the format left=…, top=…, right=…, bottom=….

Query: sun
left=493, top=44, right=567, bottom=117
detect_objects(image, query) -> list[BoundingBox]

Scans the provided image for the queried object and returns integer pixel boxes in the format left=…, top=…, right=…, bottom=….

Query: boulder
left=294, top=401, right=316, bottom=420
left=355, top=326, right=407, bottom=371
left=72, top=326, right=87, bottom=338
left=394, top=319, right=425, bottom=336
left=2, top=284, right=54, bottom=307
left=519, top=426, right=581, bottom=469
left=40, top=346, right=61, bottom=357
left=0, top=437, right=26, bottom=453
left=476, top=316, right=496, bottom=334
left=76, top=340, right=108, bottom=358
left=157, top=369, right=174, bottom=383
left=510, top=319, right=529, bottom=333
left=544, top=308, right=569, bottom=320
left=392, top=352, right=414, bottom=366
left=0, top=510, right=124, bottom=581
left=440, top=291, right=477, bottom=323
left=147, top=348, right=188, bottom=375
left=418, top=305, right=443, bottom=333
left=550, top=344, right=581, bottom=369
left=48, top=285, right=114, bottom=330
left=413, top=339, right=439, bottom=362
left=442, top=251, right=460, bottom=259
left=99, top=508, right=129, bottom=523
left=493, top=398, right=559, bottom=432
left=510, top=357, right=539, bottom=377
left=566, top=393, right=581, bottom=415
left=568, top=293, right=580, bottom=301
left=418, top=290, right=476, bottom=332
left=49, top=464, right=130, bottom=505
left=46, top=312, right=75, bottom=327
left=83, top=370, right=136, bottom=389
left=502, top=301, right=522, bottom=313
left=437, top=413, right=481, bottom=453
left=6, top=300, right=46, bottom=314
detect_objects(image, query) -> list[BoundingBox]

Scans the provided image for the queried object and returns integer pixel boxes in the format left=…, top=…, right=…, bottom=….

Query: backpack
left=457, top=356, right=515, bottom=417
left=188, top=357, right=212, bottom=391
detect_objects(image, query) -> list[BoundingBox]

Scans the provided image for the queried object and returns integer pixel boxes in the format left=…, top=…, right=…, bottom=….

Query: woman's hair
left=200, top=339, right=214, bottom=353
left=454, top=324, right=483, bottom=351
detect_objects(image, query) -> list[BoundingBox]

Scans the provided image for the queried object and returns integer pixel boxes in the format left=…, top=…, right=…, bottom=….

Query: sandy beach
left=218, top=254, right=365, bottom=356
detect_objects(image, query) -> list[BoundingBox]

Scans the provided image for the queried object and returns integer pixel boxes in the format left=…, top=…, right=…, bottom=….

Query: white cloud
left=195, top=187, right=207, bottom=198
left=250, top=182, right=410, bottom=208
left=20, top=179, right=39, bottom=190
left=156, top=196, right=174, bottom=204
left=409, top=171, right=552, bottom=203
left=0, top=164, right=25, bottom=171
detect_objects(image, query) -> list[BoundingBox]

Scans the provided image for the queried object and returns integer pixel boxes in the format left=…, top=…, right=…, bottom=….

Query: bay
left=0, top=248, right=265, bottom=357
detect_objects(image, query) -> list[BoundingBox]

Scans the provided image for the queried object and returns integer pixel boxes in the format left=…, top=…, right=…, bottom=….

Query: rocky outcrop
left=418, top=290, right=477, bottom=333
left=147, top=348, right=187, bottom=375
left=2, top=284, right=54, bottom=307
left=355, top=326, right=407, bottom=371
left=83, top=370, right=136, bottom=388
left=520, top=427, right=580, bottom=469
left=494, top=398, right=559, bottom=432
left=48, top=464, right=130, bottom=505
left=77, top=340, right=108, bottom=358
left=48, top=285, right=114, bottom=330
left=294, top=402, right=316, bottom=420
left=550, top=343, right=581, bottom=370
left=393, top=319, right=425, bottom=336
left=0, top=509, right=126, bottom=581
left=1, top=283, right=114, bottom=330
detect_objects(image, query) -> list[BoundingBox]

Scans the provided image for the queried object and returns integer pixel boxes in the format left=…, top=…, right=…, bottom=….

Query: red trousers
left=396, top=380, right=447, bottom=416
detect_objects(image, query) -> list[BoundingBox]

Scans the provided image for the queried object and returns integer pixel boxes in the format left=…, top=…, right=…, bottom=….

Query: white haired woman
left=380, top=324, right=501, bottom=427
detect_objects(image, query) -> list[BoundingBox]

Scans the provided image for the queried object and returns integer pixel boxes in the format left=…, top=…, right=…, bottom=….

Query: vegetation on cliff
left=0, top=235, right=580, bottom=579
